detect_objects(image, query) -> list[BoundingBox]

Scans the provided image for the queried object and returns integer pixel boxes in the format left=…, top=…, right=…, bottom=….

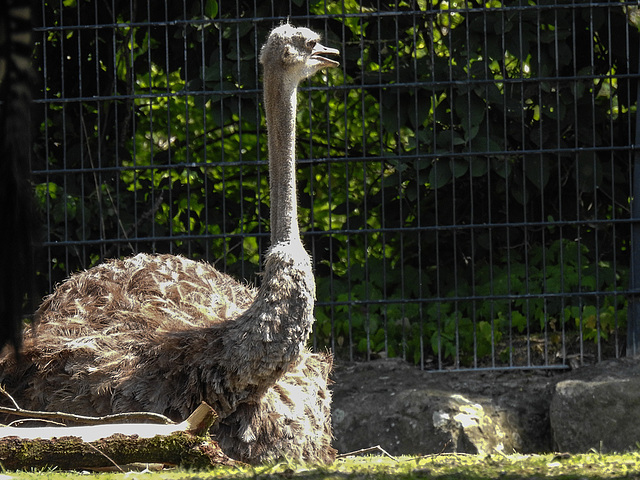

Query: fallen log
left=0, top=402, right=239, bottom=470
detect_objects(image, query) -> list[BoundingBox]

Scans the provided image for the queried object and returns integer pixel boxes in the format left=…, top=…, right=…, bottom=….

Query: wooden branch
left=0, top=385, right=174, bottom=425
left=336, top=445, right=398, bottom=462
left=0, top=402, right=238, bottom=470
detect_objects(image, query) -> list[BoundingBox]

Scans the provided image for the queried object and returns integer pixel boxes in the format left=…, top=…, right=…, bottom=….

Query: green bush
left=34, top=0, right=636, bottom=366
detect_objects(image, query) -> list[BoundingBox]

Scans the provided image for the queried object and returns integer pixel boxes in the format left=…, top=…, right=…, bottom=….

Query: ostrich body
left=0, top=24, right=339, bottom=464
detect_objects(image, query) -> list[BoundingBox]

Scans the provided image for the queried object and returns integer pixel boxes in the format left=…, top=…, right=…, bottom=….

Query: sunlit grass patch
left=6, top=452, right=640, bottom=480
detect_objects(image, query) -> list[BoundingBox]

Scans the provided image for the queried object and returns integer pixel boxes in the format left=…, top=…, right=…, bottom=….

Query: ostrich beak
left=311, top=42, right=340, bottom=68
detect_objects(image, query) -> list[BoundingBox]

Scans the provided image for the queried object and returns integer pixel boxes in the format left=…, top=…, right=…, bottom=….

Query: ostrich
left=0, top=24, right=340, bottom=464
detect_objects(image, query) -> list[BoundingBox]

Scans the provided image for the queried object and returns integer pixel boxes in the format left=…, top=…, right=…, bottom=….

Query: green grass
left=5, top=453, right=640, bottom=480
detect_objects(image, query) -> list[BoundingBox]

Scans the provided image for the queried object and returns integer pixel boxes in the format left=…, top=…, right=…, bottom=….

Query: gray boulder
left=331, top=358, right=554, bottom=455
left=549, top=358, right=640, bottom=453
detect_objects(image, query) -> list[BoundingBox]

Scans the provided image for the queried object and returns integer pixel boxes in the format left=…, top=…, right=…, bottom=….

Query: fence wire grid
left=29, top=0, right=640, bottom=371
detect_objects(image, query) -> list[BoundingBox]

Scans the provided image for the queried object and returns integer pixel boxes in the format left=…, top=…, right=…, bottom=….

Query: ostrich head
left=260, top=24, right=340, bottom=83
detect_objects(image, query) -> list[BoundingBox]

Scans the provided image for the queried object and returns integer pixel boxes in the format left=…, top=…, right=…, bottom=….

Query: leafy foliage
left=33, top=0, right=637, bottom=367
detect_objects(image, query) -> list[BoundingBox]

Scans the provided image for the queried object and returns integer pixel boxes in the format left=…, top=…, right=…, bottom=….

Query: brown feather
left=0, top=24, right=338, bottom=465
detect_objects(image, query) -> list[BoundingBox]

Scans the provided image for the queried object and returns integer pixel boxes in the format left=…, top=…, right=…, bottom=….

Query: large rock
left=330, top=358, right=555, bottom=455
left=429, top=390, right=521, bottom=454
left=549, top=358, right=640, bottom=453
left=333, top=386, right=519, bottom=455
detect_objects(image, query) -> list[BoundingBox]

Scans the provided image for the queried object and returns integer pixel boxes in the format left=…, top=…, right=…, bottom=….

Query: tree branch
left=0, top=385, right=174, bottom=425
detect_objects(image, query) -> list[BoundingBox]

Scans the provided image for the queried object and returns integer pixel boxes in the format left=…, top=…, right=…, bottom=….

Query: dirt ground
left=329, top=354, right=638, bottom=455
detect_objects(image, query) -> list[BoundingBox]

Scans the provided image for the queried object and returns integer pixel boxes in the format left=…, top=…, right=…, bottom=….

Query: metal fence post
left=628, top=45, right=640, bottom=357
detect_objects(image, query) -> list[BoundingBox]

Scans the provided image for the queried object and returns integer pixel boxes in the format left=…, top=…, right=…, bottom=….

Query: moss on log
left=0, top=402, right=239, bottom=470
left=0, top=431, right=237, bottom=470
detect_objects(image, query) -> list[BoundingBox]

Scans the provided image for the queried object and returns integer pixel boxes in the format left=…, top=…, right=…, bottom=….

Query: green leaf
left=511, top=311, right=527, bottom=333
left=451, top=159, right=469, bottom=178
left=436, top=129, right=466, bottom=148
left=491, top=158, right=512, bottom=178
left=524, top=157, right=550, bottom=191
left=470, top=158, right=489, bottom=177
left=204, top=0, right=218, bottom=18
left=429, top=160, right=453, bottom=189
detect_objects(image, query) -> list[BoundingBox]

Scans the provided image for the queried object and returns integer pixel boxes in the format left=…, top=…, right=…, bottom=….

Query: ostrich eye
left=306, top=39, right=316, bottom=50
left=283, top=45, right=294, bottom=59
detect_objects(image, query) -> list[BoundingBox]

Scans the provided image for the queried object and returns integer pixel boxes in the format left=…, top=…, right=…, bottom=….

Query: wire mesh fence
left=30, top=0, right=640, bottom=371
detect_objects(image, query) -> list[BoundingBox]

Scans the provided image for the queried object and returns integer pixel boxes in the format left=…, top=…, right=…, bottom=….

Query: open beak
left=311, top=42, right=340, bottom=68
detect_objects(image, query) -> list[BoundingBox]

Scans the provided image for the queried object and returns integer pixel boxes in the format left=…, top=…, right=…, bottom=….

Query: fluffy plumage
left=0, top=24, right=339, bottom=464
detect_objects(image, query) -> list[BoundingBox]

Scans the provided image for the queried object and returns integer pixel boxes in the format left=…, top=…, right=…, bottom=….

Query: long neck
left=264, top=72, right=301, bottom=246
left=181, top=72, right=315, bottom=410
